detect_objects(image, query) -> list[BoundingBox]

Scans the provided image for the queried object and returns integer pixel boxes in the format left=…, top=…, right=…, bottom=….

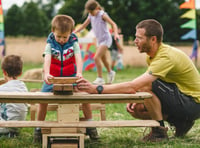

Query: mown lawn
left=0, top=64, right=200, bottom=148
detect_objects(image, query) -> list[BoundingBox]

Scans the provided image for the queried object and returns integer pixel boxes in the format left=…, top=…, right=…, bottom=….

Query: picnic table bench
left=0, top=91, right=159, bottom=148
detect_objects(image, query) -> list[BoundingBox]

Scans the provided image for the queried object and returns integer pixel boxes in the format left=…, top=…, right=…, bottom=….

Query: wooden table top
left=0, top=92, right=152, bottom=104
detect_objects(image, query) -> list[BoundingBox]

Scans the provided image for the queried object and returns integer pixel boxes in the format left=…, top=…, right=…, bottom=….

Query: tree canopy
left=3, top=0, right=200, bottom=42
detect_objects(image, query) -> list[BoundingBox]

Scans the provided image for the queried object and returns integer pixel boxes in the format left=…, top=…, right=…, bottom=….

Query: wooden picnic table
left=0, top=91, right=156, bottom=148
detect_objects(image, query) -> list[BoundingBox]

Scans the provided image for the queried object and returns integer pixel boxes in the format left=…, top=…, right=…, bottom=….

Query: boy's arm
left=75, top=53, right=83, bottom=78
left=43, top=54, right=53, bottom=83
left=43, top=44, right=53, bottom=83
left=73, top=42, right=83, bottom=78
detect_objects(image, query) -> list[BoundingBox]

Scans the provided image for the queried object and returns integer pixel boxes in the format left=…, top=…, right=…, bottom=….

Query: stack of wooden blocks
left=42, top=77, right=84, bottom=148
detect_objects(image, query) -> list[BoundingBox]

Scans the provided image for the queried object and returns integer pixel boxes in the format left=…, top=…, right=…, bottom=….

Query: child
left=34, top=15, right=98, bottom=142
left=109, top=29, right=124, bottom=70
left=74, top=0, right=119, bottom=85
left=0, top=55, right=28, bottom=137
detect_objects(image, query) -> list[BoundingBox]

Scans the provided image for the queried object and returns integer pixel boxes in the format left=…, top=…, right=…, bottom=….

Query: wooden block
left=51, top=143, right=78, bottom=148
left=53, top=84, right=73, bottom=91
left=42, top=128, right=77, bottom=134
left=43, top=133, right=84, bottom=148
left=57, top=113, right=79, bottom=123
left=53, top=84, right=74, bottom=95
left=53, top=91, right=73, bottom=95
left=57, top=104, right=79, bottom=123
left=42, top=128, right=51, bottom=134
left=58, top=104, right=79, bottom=114
left=48, top=77, right=79, bottom=84
left=51, top=128, right=77, bottom=133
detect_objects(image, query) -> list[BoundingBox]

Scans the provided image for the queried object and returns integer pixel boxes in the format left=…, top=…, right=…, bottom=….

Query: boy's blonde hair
left=51, top=15, right=75, bottom=33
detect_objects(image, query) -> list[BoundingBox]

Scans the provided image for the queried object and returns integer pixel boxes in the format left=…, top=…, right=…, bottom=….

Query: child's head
left=51, top=15, right=75, bottom=45
left=84, top=0, right=102, bottom=16
left=1, top=55, right=23, bottom=79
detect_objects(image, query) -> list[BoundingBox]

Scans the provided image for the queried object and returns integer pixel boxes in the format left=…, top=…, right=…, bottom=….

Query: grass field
left=0, top=64, right=200, bottom=148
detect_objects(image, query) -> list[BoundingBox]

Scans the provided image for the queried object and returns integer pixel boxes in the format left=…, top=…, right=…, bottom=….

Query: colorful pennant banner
left=0, top=0, right=5, bottom=56
left=180, top=0, right=197, bottom=40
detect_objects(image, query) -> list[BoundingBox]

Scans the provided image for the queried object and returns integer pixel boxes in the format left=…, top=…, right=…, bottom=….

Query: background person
left=74, top=0, right=119, bottom=85
left=0, top=55, right=28, bottom=138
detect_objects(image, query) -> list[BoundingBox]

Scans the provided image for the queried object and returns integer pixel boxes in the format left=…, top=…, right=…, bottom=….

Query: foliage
left=3, top=0, right=200, bottom=42
left=22, top=2, right=49, bottom=36
left=4, top=5, right=24, bottom=36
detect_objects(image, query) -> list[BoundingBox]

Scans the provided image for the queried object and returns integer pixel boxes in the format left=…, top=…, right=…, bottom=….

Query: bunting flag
left=180, top=19, right=196, bottom=29
left=0, top=0, right=5, bottom=57
left=180, top=0, right=197, bottom=40
left=181, top=29, right=196, bottom=40
left=180, top=9, right=196, bottom=19
left=180, top=0, right=198, bottom=65
left=180, top=0, right=195, bottom=9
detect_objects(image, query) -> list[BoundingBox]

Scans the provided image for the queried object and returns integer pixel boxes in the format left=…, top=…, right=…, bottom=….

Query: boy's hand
left=76, top=73, right=83, bottom=78
left=44, top=73, right=54, bottom=84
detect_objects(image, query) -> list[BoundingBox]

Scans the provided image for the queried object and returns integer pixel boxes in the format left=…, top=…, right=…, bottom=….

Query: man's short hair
left=136, top=19, right=163, bottom=43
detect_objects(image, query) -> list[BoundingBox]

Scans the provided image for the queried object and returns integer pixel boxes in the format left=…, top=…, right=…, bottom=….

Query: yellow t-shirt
left=146, top=43, right=200, bottom=103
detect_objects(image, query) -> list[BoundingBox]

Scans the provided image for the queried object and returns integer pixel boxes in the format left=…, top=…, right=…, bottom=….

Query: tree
left=58, top=0, right=187, bottom=42
left=58, top=0, right=86, bottom=24
left=4, top=5, right=24, bottom=36
left=22, top=2, right=49, bottom=36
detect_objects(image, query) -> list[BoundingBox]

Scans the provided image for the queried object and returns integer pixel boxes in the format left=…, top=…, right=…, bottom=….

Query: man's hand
left=76, top=78, right=96, bottom=94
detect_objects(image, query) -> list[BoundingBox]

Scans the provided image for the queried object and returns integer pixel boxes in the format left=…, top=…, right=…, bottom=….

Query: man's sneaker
left=86, top=127, right=99, bottom=140
left=93, top=77, right=105, bottom=85
left=33, top=127, right=42, bottom=143
left=107, top=70, right=116, bottom=84
left=167, top=117, right=195, bottom=137
left=142, top=126, right=168, bottom=142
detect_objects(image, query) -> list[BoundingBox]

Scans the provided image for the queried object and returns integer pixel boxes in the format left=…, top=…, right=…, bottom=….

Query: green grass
left=0, top=64, right=200, bottom=148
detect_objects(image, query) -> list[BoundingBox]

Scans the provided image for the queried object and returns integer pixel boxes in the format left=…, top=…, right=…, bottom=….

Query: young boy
left=34, top=15, right=98, bottom=142
left=0, top=55, right=28, bottom=137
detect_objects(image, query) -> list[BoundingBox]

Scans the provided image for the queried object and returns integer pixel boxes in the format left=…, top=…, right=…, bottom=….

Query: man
left=76, top=19, right=200, bottom=142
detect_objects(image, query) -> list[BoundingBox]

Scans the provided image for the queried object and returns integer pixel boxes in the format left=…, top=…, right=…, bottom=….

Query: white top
left=89, top=10, right=111, bottom=44
left=0, top=80, right=28, bottom=121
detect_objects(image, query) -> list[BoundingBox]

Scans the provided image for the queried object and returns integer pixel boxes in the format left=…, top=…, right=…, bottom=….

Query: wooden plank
left=20, top=79, right=43, bottom=83
left=41, top=128, right=77, bottom=134
left=0, top=92, right=152, bottom=104
left=0, top=78, right=43, bottom=84
left=53, top=84, right=73, bottom=91
left=0, top=120, right=159, bottom=128
left=51, top=143, right=78, bottom=148
left=48, top=77, right=79, bottom=84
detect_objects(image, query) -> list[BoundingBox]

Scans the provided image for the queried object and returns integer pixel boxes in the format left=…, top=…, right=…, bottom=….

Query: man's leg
left=152, top=79, right=197, bottom=137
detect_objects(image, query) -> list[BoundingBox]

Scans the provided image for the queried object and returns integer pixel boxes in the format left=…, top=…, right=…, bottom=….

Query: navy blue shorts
left=152, top=79, right=200, bottom=120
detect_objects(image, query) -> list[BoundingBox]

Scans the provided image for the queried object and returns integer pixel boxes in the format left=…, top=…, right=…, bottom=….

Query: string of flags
left=0, top=0, right=5, bottom=56
left=180, top=0, right=197, bottom=40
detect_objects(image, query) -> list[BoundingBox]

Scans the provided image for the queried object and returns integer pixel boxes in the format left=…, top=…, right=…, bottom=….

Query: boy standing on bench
left=34, top=15, right=99, bottom=143
left=0, top=55, right=28, bottom=137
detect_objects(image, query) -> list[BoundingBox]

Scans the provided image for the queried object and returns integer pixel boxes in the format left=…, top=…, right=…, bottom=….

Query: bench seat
left=0, top=120, right=159, bottom=128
